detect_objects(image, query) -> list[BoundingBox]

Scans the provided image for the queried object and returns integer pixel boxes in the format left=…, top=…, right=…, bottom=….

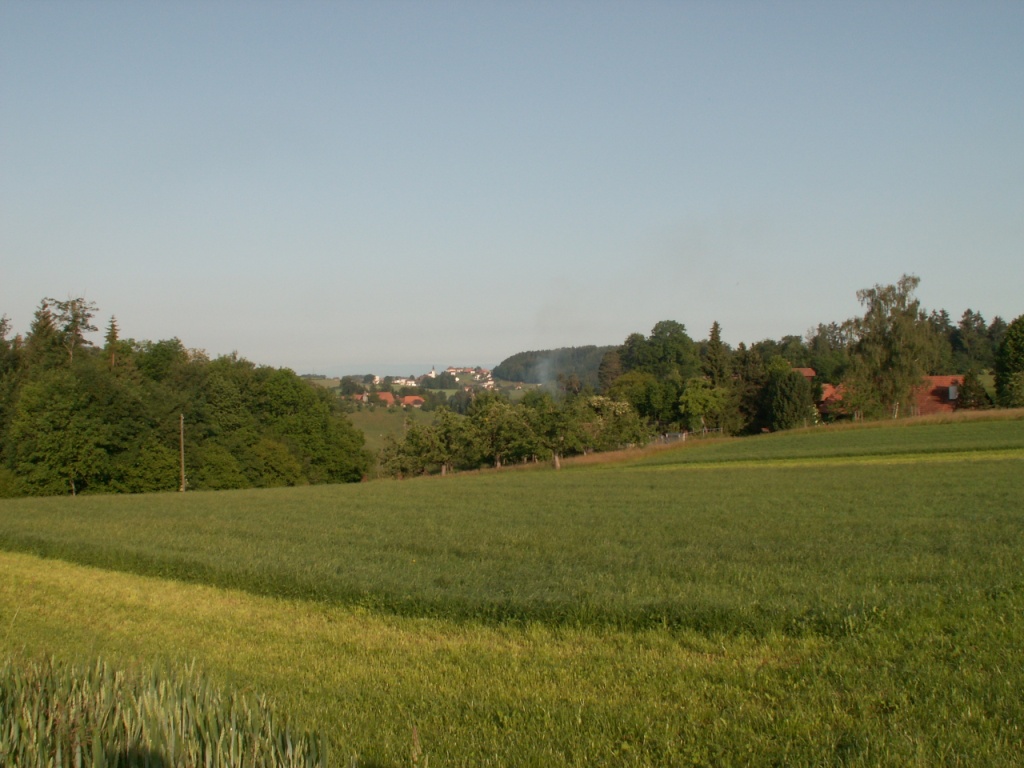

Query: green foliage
left=752, top=334, right=811, bottom=369
left=0, top=299, right=370, bottom=496
left=192, top=442, right=249, bottom=490
left=700, top=321, right=731, bottom=387
left=844, top=274, right=940, bottom=418
left=134, top=338, right=191, bottom=382
left=607, top=370, right=677, bottom=426
left=1000, top=371, right=1024, bottom=409
left=761, top=363, right=815, bottom=431
left=730, top=343, right=769, bottom=432
left=23, top=302, right=65, bottom=369
left=418, top=369, right=458, bottom=389
left=580, top=394, right=651, bottom=450
left=988, top=314, right=1008, bottom=353
left=806, top=322, right=852, bottom=383
left=601, top=321, right=703, bottom=428
left=596, top=347, right=623, bottom=391
left=468, top=393, right=536, bottom=468
left=520, top=390, right=580, bottom=467
left=995, top=314, right=1024, bottom=406
left=0, top=657, right=326, bottom=766
left=109, top=438, right=180, bottom=493
left=379, top=390, right=651, bottom=476
left=956, top=369, right=993, bottom=410
left=0, top=315, right=19, bottom=380
left=7, top=369, right=112, bottom=495
left=44, top=296, right=99, bottom=365
left=951, top=308, right=995, bottom=371
left=0, top=467, right=24, bottom=498
left=428, top=407, right=476, bottom=473
left=677, top=378, right=729, bottom=432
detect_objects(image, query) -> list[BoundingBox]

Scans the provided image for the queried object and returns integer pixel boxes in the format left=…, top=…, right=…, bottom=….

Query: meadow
left=2, top=414, right=1023, bottom=765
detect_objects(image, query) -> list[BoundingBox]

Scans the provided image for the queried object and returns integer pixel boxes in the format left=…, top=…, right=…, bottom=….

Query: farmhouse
left=913, top=375, right=960, bottom=416
left=816, top=376, right=961, bottom=418
left=819, top=383, right=845, bottom=417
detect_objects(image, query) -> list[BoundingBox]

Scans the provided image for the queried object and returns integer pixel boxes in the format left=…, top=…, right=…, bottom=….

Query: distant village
left=302, top=366, right=498, bottom=409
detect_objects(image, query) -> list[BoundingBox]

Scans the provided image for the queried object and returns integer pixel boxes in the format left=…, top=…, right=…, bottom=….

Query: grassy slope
left=628, top=411, right=1024, bottom=468
left=2, top=413, right=1023, bottom=765
left=1, top=418, right=1022, bottom=633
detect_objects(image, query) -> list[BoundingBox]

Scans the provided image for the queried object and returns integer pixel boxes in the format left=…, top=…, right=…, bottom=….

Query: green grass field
left=2, top=414, right=1023, bottom=765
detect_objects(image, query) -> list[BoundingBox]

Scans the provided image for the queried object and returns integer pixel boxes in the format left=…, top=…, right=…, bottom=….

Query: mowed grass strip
left=3, top=550, right=1022, bottom=767
left=0, top=419, right=1022, bottom=635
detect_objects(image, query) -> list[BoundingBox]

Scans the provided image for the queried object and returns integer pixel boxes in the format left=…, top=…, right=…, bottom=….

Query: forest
left=0, top=298, right=370, bottom=497
left=492, top=345, right=613, bottom=389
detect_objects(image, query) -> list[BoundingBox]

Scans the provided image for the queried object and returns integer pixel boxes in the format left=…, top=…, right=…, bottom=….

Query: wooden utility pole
left=179, top=413, right=186, bottom=492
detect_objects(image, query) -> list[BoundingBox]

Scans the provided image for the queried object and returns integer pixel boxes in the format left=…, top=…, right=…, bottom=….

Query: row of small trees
left=0, top=299, right=371, bottom=497
left=379, top=390, right=650, bottom=476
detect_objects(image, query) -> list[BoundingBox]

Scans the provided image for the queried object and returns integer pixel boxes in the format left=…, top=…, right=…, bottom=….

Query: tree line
left=378, top=390, right=650, bottom=477
left=0, top=298, right=370, bottom=497
left=601, top=276, right=1023, bottom=428
left=382, top=275, right=1023, bottom=476
left=3, top=278, right=1022, bottom=491
left=496, top=275, right=1020, bottom=429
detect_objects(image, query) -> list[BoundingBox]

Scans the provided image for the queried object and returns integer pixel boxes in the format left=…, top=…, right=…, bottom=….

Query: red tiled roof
left=815, top=377, right=961, bottom=416
left=793, top=367, right=816, bottom=380
left=914, top=375, right=961, bottom=416
left=820, top=383, right=843, bottom=403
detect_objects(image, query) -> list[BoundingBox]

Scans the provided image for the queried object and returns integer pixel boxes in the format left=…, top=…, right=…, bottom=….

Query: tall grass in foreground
left=0, top=656, right=326, bottom=767
left=5, top=550, right=1023, bottom=767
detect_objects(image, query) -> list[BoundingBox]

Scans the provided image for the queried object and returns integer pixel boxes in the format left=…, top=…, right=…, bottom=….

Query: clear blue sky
left=3, top=1, right=1022, bottom=375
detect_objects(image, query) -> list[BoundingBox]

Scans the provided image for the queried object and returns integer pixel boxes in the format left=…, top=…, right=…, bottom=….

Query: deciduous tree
left=678, top=378, right=729, bottom=433
left=7, top=369, right=111, bottom=495
left=843, top=275, right=938, bottom=418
